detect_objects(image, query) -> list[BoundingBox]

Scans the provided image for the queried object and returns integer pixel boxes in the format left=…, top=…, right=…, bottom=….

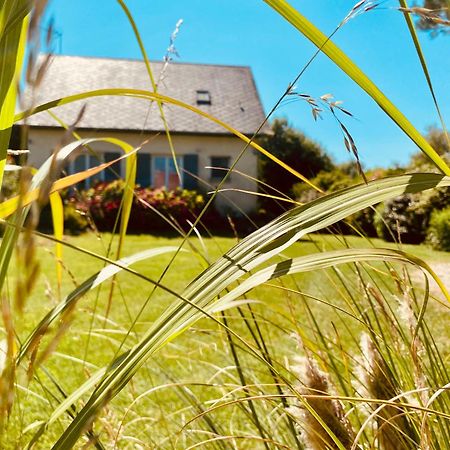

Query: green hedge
left=426, top=207, right=450, bottom=251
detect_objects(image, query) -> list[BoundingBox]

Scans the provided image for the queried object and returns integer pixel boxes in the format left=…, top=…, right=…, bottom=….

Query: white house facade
left=18, top=55, right=269, bottom=214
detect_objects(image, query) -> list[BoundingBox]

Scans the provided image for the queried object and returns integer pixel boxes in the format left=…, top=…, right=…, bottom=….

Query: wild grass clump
left=0, top=0, right=449, bottom=448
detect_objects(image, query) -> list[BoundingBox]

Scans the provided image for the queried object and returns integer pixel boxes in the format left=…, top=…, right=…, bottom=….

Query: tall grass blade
left=49, top=191, right=63, bottom=297
left=398, top=0, right=450, bottom=148
left=0, top=4, right=29, bottom=187
left=49, top=173, right=450, bottom=448
left=263, top=0, right=450, bottom=175
left=214, top=248, right=449, bottom=308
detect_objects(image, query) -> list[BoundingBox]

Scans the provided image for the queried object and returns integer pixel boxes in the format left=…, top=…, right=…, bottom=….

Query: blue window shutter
left=104, top=152, right=121, bottom=181
left=183, top=154, right=198, bottom=190
left=137, top=153, right=151, bottom=187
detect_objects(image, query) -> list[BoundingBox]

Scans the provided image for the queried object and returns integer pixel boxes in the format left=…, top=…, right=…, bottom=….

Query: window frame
left=210, top=156, right=231, bottom=181
left=151, top=155, right=184, bottom=189
left=68, top=152, right=122, bottom=188
left=196, top=90, right=211, bottom=105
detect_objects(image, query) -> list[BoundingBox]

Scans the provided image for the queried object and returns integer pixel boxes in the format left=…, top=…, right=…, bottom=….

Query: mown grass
left=3, top=231, right=449, bottom=448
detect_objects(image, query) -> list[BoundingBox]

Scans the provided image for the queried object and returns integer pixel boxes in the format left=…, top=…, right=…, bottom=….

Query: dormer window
left=196, top=90, right=211, bottom=105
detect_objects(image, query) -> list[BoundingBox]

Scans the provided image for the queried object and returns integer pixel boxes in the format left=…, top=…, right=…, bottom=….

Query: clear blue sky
left=42, top=0, right=449, bottom=168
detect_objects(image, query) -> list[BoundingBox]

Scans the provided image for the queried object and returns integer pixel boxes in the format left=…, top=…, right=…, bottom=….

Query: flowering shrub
left=66, top=180, right=205, bottom=233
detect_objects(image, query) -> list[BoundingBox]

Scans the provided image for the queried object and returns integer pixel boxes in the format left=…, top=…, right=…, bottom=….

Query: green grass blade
left=398, top=0, right=450, bottom=149
left=45, top=111, right=138, bottom=260
left=0, top=8, right=28, bottom=187
left=49, top=173, right=450, bottom=449
left=263, top=0, right=450, bottom=175
left=214, top=248, right=449, bottom=307
left=0, top=138, right=137, bottom=308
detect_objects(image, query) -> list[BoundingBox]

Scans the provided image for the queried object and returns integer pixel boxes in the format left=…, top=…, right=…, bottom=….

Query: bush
left=375, top=187, right=450, bottom=244
left=70, top=180, right=205, bottom=234
left=426, top=207, right=450, bottom=251
left=64, top=202, right=89, bottom=235
left=374, top=194, right=425, bottom=244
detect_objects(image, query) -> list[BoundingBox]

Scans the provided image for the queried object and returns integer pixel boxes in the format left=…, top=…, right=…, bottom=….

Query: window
left=196, top=90, right=211, bottom=105
left=69, top=152, right=121, bottom=188
left=210, top=156, right=230, bottom=180
left=152, top=156, right=183, bottom=190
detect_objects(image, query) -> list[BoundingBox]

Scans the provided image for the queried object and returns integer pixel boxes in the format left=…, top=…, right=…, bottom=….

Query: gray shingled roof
left=22, top=55, right=268, bottom=135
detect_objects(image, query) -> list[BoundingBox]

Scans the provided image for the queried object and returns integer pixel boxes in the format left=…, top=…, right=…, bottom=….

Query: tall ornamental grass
left=0, top=0, right=449, bottom=448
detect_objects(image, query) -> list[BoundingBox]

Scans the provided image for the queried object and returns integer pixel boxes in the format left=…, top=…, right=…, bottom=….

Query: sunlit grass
left=3, top=232, right=448, bottom=448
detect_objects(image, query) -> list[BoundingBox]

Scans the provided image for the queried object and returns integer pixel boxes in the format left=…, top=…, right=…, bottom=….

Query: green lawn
left=4, top=232, right=450, bottom=448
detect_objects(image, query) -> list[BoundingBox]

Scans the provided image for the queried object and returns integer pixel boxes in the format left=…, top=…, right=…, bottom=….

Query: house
left=17, top=55, right=268, bottom=214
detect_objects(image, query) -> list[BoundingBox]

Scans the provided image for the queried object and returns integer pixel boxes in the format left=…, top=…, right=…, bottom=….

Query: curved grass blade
left=0, top=138, right=137, bottom=316
left=263, top=0, right=450, bottom=175
left=46, top=111, right=138, bottom=261
left=49, top=172, right=450, bottom=449
left=214, top=248, right=449, bottom=308
left=0, top=140, right=137, bottom=219
left=15, top=88, right=322, bottom=191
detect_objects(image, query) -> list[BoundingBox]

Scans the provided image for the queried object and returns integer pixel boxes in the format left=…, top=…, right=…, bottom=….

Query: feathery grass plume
left=399, top=5, right=450, bottom=35
left=285, top=90, right=366, bottom=181
left=397, top=272, right=432, bottom=448
left=289, top=354, right=355, bottom=449
left=358, top=333, right=419, bottom=450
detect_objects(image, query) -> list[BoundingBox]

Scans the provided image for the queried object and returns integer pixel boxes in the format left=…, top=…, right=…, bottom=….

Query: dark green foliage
left=63, top=202, right=89, bottom=235
left=0, top=169, right=19, bottom=200
left=374, top=187, right=450, bottom=244
left=427, top=207, right=450, bottom=250
left=374, top=193, right=427, bottom=244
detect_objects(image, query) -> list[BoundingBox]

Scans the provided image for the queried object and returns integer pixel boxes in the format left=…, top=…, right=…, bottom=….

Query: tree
left=257, top=118, right=334, bottom=213
left=409, top=127, right=449, bottom=170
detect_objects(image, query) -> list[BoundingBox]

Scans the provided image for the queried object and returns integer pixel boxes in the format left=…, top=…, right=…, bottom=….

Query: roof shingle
left=23, top=55, right=268, bottom=135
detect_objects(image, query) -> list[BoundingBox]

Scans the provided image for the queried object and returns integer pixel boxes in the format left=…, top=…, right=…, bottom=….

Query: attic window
left=196, top=90, right=211, bottom=105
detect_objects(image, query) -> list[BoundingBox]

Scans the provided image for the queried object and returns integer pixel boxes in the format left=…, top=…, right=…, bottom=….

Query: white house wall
left=27, top=128, right=258, bottom=214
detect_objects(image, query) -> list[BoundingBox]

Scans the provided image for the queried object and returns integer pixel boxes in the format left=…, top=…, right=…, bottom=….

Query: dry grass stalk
left=289, top=355, right=355, bottom=449
left=359, top=334, right=418, bottom=450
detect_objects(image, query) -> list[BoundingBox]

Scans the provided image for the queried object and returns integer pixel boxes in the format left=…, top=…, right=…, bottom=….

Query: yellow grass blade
left=15, top=88, right=322, bottom=192
left=0, top=10, right=28, bottom=187
left=49, top=191, right=64, bottom=297
left=263, top=0, right=450, bottom=175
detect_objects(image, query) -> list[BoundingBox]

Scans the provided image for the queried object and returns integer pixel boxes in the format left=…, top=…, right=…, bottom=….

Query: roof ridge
left=39, top=53, right=251, bottom=70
